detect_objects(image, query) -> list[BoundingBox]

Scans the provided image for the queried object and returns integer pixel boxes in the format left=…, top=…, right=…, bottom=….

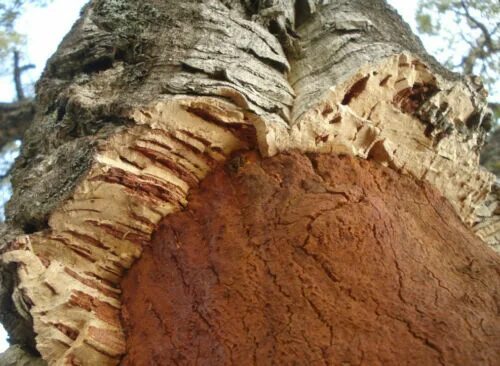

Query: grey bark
left=0, top=0, right=493, bottom=363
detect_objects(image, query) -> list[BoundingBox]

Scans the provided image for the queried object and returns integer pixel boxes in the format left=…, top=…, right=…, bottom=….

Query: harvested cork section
left=121, top=152, right=500, bottom=366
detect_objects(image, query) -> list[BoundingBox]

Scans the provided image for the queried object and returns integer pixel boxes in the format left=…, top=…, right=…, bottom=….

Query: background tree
left=481, top=127, right=500, bottom=174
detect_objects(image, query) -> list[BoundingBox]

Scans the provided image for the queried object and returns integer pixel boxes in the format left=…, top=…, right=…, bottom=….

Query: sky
left=0, top=0, right=89, bottom=101
left=0, top=0, right=493, bottom=354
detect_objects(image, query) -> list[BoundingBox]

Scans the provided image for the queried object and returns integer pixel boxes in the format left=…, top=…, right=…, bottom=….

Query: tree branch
left=459, top=0, right=497, bottom=52
left=13, top=50, right=35, bottom=101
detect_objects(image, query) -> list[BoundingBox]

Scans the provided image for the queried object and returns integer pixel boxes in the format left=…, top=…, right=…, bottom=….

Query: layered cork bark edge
left=1, top=52, right=498, bottom=365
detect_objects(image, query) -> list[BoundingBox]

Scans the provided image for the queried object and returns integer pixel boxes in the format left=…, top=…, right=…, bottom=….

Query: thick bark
left=0, top=1, right=498, bottom=365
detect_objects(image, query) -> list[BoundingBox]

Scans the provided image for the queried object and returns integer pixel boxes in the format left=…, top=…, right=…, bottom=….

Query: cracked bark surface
left=0, top=0, right=498, bottom=365
left=122, top=152, right=500, bottom=366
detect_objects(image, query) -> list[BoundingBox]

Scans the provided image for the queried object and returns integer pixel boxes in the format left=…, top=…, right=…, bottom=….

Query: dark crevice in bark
left=341, top=75, right=370, bottom=105
left=294, top=0, right=315, bottom=28
left=82, top=56, right=115, bottom=75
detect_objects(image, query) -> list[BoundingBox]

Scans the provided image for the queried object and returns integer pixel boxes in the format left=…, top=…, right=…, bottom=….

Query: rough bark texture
left=0, top=0, right=498, bottom=365
left=2, top=98, right=254, bottom=365
left=121, top=152, right=500, bottom=366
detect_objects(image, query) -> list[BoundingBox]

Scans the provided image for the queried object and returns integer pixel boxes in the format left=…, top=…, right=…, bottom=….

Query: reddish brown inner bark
left=121, top=152, right=500, bottom=366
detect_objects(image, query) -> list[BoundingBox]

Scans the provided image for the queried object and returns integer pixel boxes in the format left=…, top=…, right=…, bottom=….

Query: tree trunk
left=0, top=1, right=499, bottom=365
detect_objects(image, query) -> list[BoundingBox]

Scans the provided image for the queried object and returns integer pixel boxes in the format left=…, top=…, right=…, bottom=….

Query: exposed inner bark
left=0, top=1, right=498, bottom=365
left=121, top=152, right=500, bottom=366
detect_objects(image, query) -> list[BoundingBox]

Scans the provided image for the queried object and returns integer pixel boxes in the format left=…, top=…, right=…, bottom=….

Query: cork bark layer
left=0, top=0, right=498, bottom=365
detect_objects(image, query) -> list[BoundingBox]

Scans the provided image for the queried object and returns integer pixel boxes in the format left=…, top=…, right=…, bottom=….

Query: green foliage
left=416, top=13, right=435, bottom=34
